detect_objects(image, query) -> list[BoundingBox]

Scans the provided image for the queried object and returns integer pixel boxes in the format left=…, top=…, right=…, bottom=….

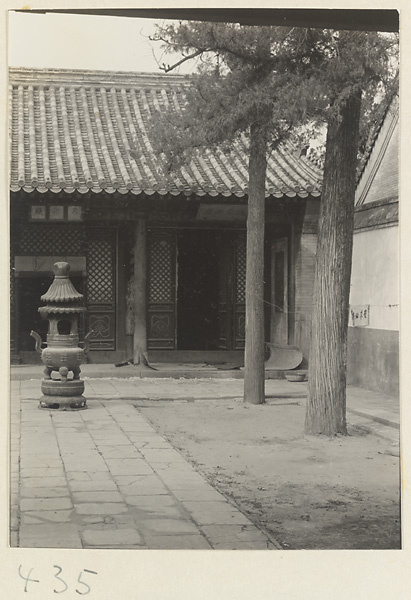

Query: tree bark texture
left=133, top=218, right=150, bottom=367
left=305, top=89, right=362, bottom=435
left=244, top=119, right=268, bottom=404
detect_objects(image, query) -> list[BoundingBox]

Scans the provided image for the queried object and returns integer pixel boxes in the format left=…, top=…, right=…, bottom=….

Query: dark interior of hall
left=177, top=230, right=219, bottom=351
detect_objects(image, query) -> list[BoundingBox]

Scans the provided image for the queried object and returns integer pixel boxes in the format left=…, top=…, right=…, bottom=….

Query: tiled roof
left=354, top=198, right=398, bottom=231
left=9, top=68, right=322, bottom=199
left=355, top=95, right=399, bottom=206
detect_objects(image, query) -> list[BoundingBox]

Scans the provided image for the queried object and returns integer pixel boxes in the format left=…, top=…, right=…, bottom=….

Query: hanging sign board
left=196, top=204, right=248, bottom=221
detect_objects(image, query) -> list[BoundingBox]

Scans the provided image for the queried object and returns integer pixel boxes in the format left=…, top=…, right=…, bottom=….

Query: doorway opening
left=177, top=230, right=219, bottom=350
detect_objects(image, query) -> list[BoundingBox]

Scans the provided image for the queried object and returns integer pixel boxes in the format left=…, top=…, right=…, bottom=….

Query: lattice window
left=149, top=237, right=173, bottom=302
left=19, top=226, right=54, bottom=254
left=235, top=236, right=246, bottom=303
left=53, top=228, right=82, bottom=255
left=87, top=237, right=114, bottom=303
left=18, top=225, right=83, bottom=255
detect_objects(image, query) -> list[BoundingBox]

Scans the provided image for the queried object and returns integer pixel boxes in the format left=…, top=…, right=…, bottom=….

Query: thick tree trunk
left=305, top=89, right=362, bottom=435
left=244, top=119, right=268, bottom=404
left=133, top=218, right=151, bottom=367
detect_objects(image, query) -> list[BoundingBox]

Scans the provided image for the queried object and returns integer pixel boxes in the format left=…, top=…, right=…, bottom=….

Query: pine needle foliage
left=149, top=23, right=397, bottom=169
left=149, top=21, right=398, bottom=416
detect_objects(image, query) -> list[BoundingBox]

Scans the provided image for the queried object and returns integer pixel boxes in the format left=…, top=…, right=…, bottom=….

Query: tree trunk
left=244, top=119, right=268, bottom=404
left=305, top=89, right=362, bottom=435
left=133, top=218, right=151, bottom=367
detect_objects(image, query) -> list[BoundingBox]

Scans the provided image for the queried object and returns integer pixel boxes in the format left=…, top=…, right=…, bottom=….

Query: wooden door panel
left=87, top=228, right=117, bottom=351
left=234, top=234, right=246, bottom=349
left=271, top=238, right=289, bottom=345
left=217, top=232, right=246, bottom=350
left=147, top=231, right=176, bottom=349
left=217, top=239, right=231, bottom=350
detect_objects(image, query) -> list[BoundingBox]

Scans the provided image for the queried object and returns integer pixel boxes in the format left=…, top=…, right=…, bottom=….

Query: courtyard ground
left=139, top=395, right=400, bottom=549
left=10, top=369, right=400, bottom=550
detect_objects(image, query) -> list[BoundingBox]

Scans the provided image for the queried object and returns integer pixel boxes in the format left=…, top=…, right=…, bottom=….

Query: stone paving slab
left=20, top=486, right=70, bottom=498
left=68, top=479, right=119, bottom=491
left=10, top=381, right=278, bottom=550
left=72, top=490, right=124, bottom=503
left=19, top=522, right=82, bottom=546
left=22, top=510, right=74, bottom=523
left=81, top=527, right=144, bottom=548
left=144, top=534, right=213, bottom=549
left=75, top=503, right=129, bottom=515
left=21, top=476, right=68, bottom=488
left=20, top=497, right=73, bottom=511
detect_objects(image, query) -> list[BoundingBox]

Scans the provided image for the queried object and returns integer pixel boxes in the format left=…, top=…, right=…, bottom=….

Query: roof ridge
left=8, top=66, right=191, bottom=88
left=356, top=90, right=399, bottom=183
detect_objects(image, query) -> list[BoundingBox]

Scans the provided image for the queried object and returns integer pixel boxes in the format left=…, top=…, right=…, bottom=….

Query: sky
left=8, top=11, right=194, bottom=74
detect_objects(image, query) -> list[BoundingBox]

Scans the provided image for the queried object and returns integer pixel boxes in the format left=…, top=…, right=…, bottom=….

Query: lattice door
left=234, top=233, right=246, bottom=349
left=147, top=231, right=176, bottom=349
left=217, top=237, right=232, bottom=350
left=10, top=252, right=15, bottom=354
left=217, top=232, right=246, bottom=350
left=86, top=228, right=116, bottom=350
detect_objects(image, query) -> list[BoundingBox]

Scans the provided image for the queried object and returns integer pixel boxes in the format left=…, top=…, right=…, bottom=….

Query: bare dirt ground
left=138, top=397, right=401, bottom=550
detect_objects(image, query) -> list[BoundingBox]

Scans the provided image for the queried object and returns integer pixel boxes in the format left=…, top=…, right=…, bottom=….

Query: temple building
left=9, top=67, right=323, bottom=366
left=348, top=96, right=399, bottom=396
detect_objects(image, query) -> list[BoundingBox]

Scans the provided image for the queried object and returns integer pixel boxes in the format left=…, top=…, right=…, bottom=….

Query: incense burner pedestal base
left=39, top=378, right=86, bottom=410
left=39, top=393, right=87, bottom=411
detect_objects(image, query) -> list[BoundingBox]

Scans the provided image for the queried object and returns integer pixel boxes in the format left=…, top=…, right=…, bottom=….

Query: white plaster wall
left=349, top=225, right=399, bottom=331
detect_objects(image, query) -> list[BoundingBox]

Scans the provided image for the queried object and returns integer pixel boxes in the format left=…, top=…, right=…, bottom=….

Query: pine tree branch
left=160, top=49, right=206, bottom=73
left=207, top=26, right=261, bottom=65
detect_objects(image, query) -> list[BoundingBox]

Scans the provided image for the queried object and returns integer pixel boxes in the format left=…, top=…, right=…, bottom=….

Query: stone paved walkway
left=11, top=379, right=280, bottom=550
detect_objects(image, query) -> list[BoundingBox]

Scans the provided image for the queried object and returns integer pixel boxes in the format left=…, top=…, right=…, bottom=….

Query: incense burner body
left=42, top=338, right=84, bottom=373
left=36, top=315, right=86, bottom=377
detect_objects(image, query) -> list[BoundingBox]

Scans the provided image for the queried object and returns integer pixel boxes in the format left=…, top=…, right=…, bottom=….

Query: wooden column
left=243, top=118, right=268, bottom=405
left=133, top=218, right=149, bottom=366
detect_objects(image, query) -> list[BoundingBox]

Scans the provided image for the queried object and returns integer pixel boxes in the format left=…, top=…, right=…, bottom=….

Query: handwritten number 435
left=18, top=565, right=97, bottom=594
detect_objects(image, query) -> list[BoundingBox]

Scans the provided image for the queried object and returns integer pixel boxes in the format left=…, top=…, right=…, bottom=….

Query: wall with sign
left=349, top=226, right=398, bottom=331
left=347, top=222, right=399, bottom=396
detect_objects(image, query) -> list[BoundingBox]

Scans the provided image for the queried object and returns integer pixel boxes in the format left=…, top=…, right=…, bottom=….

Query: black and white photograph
left=4, top=4, right=406, bottom=594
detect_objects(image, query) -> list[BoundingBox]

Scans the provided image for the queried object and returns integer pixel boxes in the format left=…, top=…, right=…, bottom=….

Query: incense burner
left=30, top=261, right=92, bottom=410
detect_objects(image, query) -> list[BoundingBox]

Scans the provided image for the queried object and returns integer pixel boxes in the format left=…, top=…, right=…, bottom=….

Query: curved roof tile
left=9, top=67, right=323, bottom=198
